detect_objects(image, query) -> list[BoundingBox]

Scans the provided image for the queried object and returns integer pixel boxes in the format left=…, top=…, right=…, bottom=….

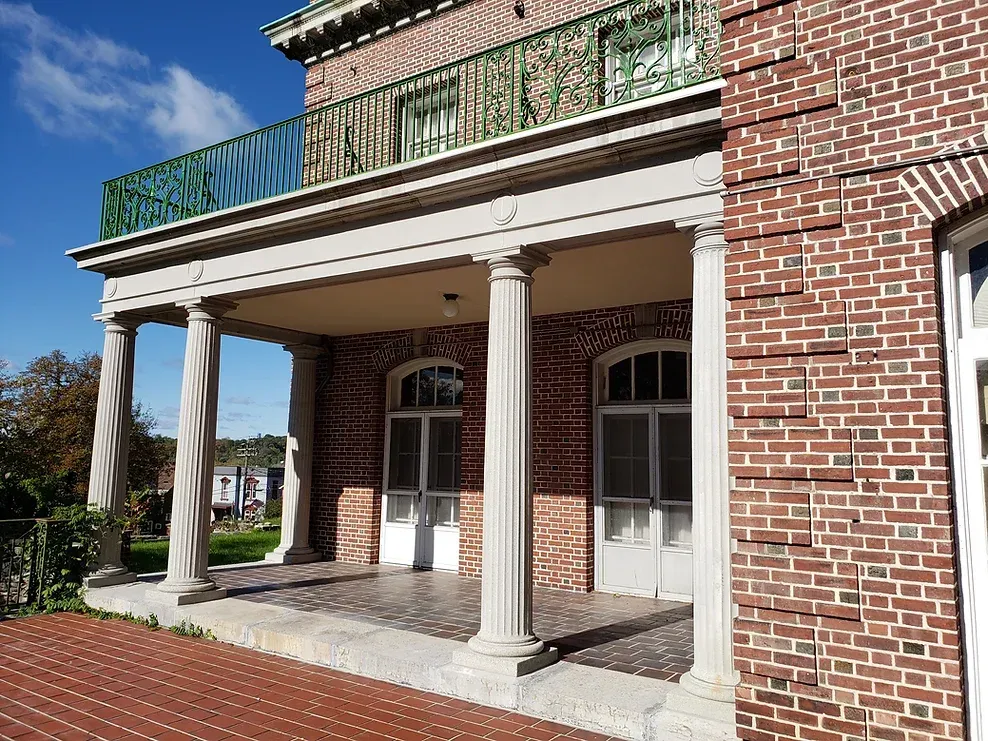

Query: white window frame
left=940, top=212, right=988, bottom=741
left=380, top=357, right=464, bottom=565
left=593, top=339, right=693, bottom=599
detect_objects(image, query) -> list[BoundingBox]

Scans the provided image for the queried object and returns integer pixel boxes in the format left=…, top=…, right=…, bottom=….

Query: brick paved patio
left=200, top=561, right=693, bottom=682
left=0, top=613, right=623, bottom=741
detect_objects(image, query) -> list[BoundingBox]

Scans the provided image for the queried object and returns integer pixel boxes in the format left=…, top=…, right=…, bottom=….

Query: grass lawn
left=128, top=528, right=282, bottom=574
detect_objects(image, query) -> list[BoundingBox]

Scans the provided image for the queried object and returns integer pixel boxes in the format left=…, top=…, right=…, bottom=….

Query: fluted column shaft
left=267, top=345, right=322, bottom=564
left=86, top=313, right=141, bottom=587
left=468, top=249, right=550, bottom=661
left=681, top=222, right=740, bottom=702
left=157, top=298, right=235, bottom=602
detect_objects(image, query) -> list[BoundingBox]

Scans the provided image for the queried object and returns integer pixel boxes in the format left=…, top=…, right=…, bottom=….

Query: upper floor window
left=399, top=82, right=458, bottom=162
left=394, top=362, right=464, bottom=409
left=604, top=11, right=695, bottom=103
left=598, top=343, right=691, bottom=404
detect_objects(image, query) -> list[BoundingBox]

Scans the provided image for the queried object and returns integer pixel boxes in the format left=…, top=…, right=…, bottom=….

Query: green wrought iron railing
left=0, top=519, right=51, bottom=614
left=99, top=0, right=719, bottom=241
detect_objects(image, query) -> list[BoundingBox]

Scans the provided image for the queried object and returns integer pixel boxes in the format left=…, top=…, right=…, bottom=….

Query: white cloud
left=0, top=232, right=13, bottom=247
left=0, top=3, right=256, bottom=153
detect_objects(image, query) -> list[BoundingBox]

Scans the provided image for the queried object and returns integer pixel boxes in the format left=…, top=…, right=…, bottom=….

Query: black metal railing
left=0, top=519, right=51, bottom=614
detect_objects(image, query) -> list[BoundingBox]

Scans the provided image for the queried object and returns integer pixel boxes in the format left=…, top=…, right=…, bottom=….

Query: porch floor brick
left=0, top=613, right=623, bottom=741
left=205, top=561, right=694, bottom=681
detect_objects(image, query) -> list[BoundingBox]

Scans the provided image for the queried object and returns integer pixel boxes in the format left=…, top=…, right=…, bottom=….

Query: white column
left=266, top=344, right=322, bottom=564
left=85, top=312, right=142, bottom=589
left=459, top=246, right=558, bottom=678
left=680, top=221, right=740, bottom=702
left=154, top=298, right=236, bottom=605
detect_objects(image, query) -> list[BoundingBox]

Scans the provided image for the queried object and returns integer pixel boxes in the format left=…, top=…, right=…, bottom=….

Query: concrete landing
left=85, top=582, right=738, bottom=741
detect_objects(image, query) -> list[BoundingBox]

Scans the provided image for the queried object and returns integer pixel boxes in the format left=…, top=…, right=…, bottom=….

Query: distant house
left=211, top=466, right=284, bottom=521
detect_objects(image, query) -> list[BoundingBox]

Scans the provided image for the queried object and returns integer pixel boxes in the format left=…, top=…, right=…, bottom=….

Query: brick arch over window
left=574, top=300, right=692, bottom=359
left=371, top=330, right=473, bottom=373
left=900, top=135, right=988, bottom=226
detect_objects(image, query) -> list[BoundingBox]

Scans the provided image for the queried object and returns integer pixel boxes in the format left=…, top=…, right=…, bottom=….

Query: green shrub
left=263, top=499, right=282, bottom=519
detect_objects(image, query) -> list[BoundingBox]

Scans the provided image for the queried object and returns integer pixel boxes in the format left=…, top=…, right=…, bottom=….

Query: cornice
left=262, top=0, right=472, bottom=66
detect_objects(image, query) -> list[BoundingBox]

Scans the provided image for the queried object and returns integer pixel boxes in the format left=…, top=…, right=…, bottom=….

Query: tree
left=0, top=351, right=169, bottom=518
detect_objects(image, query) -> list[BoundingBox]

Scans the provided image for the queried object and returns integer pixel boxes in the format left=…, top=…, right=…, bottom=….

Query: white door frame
left=593, top=404, right=693, bottom=600
left=380, top=409, right=462, bottom=570
left=940, top=216, right=988, bottom=741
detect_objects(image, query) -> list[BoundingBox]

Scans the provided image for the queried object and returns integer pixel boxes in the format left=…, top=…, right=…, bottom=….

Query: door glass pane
left=603, top=415, right=650, bottom=498
left=972, top=242, right=988, bottom=328
left=427, top=496, right=460, bottom=527
left=436, top=366, right=456, bottom=406
left=428, top=418, right=462, bottom=492
left=418, top=367, right=436, bottom=407
left=400, top=372, right=418, bottom=408
left=388, top=418, right=421, bottom=490
left=387, top=494, right=418, bottom=524
left=608, top=358, right=632, bottom=401
left=661, top=503, right=692, bottom=548
left=661, top=351, right=689, bottom=400
left=660, top=414, right=692, bottom=502
left=604, top=501, right=649, bottom=544
left=634, top=352, right=660, bottom=401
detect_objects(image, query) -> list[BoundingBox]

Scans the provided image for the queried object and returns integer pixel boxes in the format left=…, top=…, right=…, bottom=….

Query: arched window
left=389, top=359, right=464, bottom=410
left=597, top=339, right=691, bottom=404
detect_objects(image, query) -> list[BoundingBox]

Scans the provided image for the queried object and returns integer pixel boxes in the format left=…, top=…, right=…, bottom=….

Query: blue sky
left=0, top=0, right=307, bottom=438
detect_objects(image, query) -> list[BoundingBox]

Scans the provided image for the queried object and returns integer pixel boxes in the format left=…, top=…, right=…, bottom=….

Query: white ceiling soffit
left=262, top=0, right=471, bottom=65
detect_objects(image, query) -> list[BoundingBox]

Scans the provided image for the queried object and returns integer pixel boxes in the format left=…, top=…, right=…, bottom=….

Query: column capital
left=284, top=344, right=323, bottom=361
left=473, top=245, right=551, bottom=281
left=93, top=311, right=144, bottom=334
left=689, top=221, right=728, bottom=257
left=177, top=297, right=238, bottom=323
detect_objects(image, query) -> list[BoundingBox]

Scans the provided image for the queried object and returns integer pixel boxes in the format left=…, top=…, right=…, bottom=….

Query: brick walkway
left=0, top=613, right=623, bottom=741
left=206, top=562, right=693, bottom=682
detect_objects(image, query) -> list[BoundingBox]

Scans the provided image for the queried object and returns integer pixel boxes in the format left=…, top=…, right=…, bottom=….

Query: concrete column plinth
left=680, top=222, right=740, bottom=703
left=462, top=246, right=558, bottom=678
left=266, top=344, right=322, bottom=565
left=85, top=312, right=143, bottom=590
left=155, top=298, right=236, bottom=605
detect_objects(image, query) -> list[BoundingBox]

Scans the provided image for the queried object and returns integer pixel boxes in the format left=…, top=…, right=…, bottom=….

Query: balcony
left=97, top=0, right=720, bottom=242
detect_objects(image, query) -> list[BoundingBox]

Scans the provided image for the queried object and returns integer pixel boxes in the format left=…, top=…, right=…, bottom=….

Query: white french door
left=595, top=406, right=693, bottom=600
left=381, top=411, right=462, bottom=571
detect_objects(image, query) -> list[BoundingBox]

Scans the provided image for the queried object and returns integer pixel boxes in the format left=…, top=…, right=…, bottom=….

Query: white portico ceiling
left=229, top=233, right=693, bottom=337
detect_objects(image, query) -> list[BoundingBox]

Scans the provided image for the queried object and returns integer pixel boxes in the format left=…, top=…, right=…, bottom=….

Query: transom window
left=602, top=348, right=690, bottom=403
left=397, top=364, right=464, bottom=409
left=971, top=240, right=988, bottom=327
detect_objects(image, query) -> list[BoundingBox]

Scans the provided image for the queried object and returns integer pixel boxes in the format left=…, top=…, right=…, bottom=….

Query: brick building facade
left=721, top=2, right=986, bottom=740
left=309, top=301, right=692, bottom=591
left=75, top=0, right=988, bottom=738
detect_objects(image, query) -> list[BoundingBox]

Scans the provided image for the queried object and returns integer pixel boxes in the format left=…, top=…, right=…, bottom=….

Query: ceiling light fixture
left=442, top=293, right=460, bottom=318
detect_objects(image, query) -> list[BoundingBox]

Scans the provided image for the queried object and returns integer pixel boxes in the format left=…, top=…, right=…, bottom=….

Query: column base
left=84, top=569, right=137, bottom=589
left=147, top=586, right=228, bottom=606
left=454, top=646, right=558, bottom=677
left=679, top=668, right=740, bottom=703
left=265, top=548, right=321, bottom=565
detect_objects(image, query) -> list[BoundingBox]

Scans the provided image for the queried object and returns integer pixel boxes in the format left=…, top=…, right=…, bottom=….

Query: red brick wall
left=722, top=2, right=988, bottom=740
left=302, top=0, right=618, bottom=109
left=309, top=300, right=692, bottom=591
